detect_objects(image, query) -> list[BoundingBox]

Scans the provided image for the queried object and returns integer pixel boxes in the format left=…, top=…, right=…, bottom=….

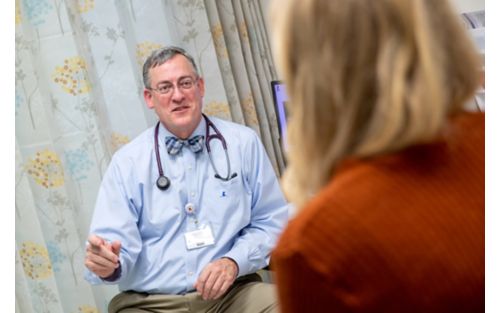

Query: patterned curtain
left=15, top=0, right=282, bottom=312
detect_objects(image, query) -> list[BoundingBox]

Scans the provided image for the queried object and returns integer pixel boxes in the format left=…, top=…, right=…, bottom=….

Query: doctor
left=84, top=46, right=288, bottom=313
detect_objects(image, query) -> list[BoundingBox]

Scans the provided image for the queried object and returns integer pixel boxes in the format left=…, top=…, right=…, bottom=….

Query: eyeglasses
left=149, top=77, right=198, bottom=95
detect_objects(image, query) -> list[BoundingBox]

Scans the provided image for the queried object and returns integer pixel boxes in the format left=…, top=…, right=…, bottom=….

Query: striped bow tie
left=165, top=135, right=204, bottom=155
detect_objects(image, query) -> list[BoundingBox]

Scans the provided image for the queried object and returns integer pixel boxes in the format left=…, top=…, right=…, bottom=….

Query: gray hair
left=142, top=46, right=199, bottom=89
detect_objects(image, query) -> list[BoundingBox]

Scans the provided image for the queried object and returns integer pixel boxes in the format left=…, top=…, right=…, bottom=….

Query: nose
left=171, top=85, right=185, bottom=102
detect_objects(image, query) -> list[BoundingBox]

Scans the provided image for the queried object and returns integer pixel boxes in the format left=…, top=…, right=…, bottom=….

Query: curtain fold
left=15, top=0, right=283, bottom=312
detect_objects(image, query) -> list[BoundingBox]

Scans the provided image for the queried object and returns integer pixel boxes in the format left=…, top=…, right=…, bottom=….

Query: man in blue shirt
left=84, top=46, right=288, bottom=313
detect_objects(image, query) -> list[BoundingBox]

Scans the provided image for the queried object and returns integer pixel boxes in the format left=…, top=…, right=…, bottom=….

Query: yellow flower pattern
left=136, top=41, right=163, bottom=68
left=78, top=0, right=95, bottom=13
left=78, top=305, right=100, bottom=313
left=110, top=132, right=130, bottom=152
left=25, top=150, right=65, bottom=188
left=52, top=56, right=92, bottom=95
left=19, top=242, right=53, bottom=280
left=15, top=0, right=22, bottom=24
left=203, top=101, right=231, bottom=120
left=15, top=0, right=282, bottom=308
left=211, top=23, right=228, bottom=59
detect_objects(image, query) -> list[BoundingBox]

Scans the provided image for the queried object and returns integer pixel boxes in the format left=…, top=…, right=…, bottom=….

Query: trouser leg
left=207, top=273, right=279, bottom=313
left=107, top=273, right=278, bottom=313
left=108, top=291, right=191, bottom=313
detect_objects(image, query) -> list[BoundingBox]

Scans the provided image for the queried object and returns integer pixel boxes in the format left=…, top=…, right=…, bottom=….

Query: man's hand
left=194, top=258, right=239, bottom=300
left=85, top=234, right=121, bottom=279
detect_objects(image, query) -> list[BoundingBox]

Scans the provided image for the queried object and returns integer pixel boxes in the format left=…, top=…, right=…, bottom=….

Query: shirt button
left=185, top=203, right=195, bottom=215
left=188, top=271, right=194, bottom=276
left=188, top=165, right=192, bottom=170
left=190, top=191, right=195, bottom=197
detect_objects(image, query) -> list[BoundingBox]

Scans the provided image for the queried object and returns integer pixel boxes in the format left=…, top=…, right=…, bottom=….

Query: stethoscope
left=154, top=114, right=238, bottom=190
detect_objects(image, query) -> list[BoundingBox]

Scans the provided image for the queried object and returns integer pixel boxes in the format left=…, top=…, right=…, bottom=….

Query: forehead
left=148, top=54, right=196, bottom=83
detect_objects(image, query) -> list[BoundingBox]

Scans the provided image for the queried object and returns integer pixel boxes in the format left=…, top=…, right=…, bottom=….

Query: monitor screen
left=271, top=80, right=289, bottom=151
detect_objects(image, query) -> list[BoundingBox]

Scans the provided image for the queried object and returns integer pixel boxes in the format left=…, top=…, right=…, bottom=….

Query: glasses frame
left=148, top=76, right=199, bottom=95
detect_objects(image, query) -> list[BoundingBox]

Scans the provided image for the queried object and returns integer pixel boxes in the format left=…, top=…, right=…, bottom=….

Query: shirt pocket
left=201, top=176, right=250, bottom=229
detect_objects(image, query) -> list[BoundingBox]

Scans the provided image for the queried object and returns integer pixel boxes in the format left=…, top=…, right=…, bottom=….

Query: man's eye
left=180, top=81, right=193, bottom=88
left=158, top=85, right=171, bottom=92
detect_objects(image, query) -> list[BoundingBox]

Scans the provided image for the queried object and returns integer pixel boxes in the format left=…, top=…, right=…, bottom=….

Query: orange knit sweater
left=272, top=112, right=484, bottom=313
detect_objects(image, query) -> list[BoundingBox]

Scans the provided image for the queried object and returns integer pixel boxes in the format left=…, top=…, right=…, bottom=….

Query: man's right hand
left=85, top=234, right=121, bottom=279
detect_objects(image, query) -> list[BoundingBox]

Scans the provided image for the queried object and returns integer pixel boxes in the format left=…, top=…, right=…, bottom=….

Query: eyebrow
left=156, top=75, right=194, bottom=85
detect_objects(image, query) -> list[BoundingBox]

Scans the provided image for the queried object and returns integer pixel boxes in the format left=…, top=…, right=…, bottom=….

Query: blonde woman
left=270, top=0, right=484, bottom=312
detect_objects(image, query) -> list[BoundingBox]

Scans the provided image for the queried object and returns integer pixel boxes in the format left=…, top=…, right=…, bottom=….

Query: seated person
left=84, top=46, right=288, bottom=313
left=269, top=0, right=485, bottom=312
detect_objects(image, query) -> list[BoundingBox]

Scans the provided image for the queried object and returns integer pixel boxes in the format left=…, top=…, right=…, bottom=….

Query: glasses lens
left=180, top=78, right=195, bottom=89
left=155, top=84, right=172, bottom=94
left=153, top=77, right=197, bottom=94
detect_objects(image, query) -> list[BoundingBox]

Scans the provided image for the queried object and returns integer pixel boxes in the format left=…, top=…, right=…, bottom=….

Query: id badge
left=184, top=224, right=215, bottom=250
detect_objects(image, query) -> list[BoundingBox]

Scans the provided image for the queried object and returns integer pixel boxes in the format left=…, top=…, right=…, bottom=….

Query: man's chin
left=166, top=114, right=201, bottom=137
left=172, top=112, right=195, bottom=122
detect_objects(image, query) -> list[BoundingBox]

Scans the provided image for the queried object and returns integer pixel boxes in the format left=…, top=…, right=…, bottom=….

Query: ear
left=143, top=88, right=155, bottom=109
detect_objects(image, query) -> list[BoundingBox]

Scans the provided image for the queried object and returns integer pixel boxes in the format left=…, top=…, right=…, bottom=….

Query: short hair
left=142, top=46, right=199, bottom=89
left=270, top=0, right=481, bottom=207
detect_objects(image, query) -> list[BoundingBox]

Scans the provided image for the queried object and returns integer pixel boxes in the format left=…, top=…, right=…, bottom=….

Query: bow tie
left=165, top=135, right=204, bottom=155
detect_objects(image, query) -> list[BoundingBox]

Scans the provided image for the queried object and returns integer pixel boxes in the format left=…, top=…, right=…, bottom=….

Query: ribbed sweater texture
left=272, top=112, right=485, bottom=313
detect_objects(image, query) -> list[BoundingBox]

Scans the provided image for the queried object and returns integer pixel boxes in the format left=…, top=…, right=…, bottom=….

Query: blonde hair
left=270, top=0, right=480, bottom=207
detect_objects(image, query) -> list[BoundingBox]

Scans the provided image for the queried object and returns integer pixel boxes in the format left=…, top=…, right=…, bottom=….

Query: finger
left=85, top=257, right=112, bottom=272
left=195, top=265, right=212, bottom=294
left=206, top=275, right=225, bottom=300
left=198, top=271, right=213, bottom=298
left=111, top=240, right=121, bottom=257
left=85, top=255, right=116, bottom=277
left=86, top=240, right=119, bottom=264
left=87, top=235, right=108, bottom=255
left=86, top=250, right=118, bottom=269
left=106, top=243, right=120, bottom=266
left=212, top=280, right=232, bottom=300
left=87, top=234, right=105, bottom=248
left=87, top=242, right=104, bottom=254
left=90, top=244, right=118, bottom=263
left=85, top=262, right=115, bottom=278
left=104, top=242, right=119, bottom=263
left=201, top=272, right=218, bottom=300
left=207, top=258, right=237, bottom=299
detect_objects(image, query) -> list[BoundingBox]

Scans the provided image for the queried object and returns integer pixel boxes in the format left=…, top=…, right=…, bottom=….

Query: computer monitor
left=271, top=80, right=288, bottom=151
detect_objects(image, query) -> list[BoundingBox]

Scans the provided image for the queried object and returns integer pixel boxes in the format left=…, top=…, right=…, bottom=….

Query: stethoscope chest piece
left=156, top=175, right=170, bottom=190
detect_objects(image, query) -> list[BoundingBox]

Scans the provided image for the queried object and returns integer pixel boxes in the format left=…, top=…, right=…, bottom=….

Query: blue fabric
left=84, top=117, right=289, bottom=294
left=165, top=135, right=204, bottom=155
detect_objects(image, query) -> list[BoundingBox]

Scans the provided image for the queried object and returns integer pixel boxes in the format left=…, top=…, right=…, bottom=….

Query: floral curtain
left=15, top=0, right=282, bottom=312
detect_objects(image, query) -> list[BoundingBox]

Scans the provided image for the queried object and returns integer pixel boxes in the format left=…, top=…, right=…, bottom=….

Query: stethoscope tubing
left=154, top=114, right=236, bottom=190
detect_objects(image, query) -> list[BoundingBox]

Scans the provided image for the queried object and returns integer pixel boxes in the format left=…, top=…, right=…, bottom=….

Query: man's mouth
left=172, top=105, right=189, bottom=113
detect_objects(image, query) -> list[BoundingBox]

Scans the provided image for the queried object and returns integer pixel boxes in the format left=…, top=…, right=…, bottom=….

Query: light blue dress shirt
left=84, top=116, right=289, bottom=294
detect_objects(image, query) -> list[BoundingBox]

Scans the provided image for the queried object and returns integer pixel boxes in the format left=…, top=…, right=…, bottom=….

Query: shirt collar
left=157, top=116, right=206, bottom=141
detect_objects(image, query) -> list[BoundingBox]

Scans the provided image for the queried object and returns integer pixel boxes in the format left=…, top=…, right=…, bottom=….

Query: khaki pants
left=108, top=273, right=278, bottom=313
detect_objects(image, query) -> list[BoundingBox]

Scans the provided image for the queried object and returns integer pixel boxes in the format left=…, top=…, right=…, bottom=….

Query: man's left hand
left=194, top=257, right=239, bottom=300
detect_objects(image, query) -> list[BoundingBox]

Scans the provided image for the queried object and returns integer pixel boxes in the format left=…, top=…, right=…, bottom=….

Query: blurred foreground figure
left=269, top=0, right=484, bottom=312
